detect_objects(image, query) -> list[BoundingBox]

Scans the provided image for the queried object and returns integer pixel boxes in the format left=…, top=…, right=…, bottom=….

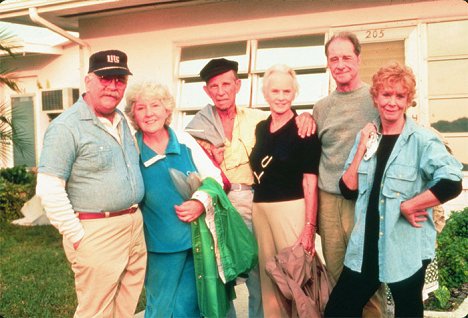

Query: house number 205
left=365, top=29, right=385, bottom=39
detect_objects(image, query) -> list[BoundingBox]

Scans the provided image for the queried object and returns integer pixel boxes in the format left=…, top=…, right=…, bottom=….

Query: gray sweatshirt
left=313, top=84, right=379, bottom=195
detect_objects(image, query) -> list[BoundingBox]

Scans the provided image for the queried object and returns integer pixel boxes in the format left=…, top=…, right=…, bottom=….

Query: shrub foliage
left=0, top=165, right=36, bottom=223
left=436, top=207, right=468, bottom=289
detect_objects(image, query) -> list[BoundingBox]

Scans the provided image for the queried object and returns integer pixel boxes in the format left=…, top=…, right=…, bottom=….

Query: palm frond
left=0, top=26, right=21, bottom=92
left=0, top=26, right=24, bottom=166
left=0, top=28, right=19, bottom=57
left=0, top=74, right=19, bottom=92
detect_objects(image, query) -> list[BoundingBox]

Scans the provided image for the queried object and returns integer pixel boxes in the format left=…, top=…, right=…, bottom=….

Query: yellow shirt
left=221, top=107, right=268, bottom=185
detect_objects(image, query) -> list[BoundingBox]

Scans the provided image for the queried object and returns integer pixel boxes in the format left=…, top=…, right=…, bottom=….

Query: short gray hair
left=262, top=64, right=299, bottom=97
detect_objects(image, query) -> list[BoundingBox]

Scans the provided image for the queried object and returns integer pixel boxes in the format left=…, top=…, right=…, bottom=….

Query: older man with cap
left=36, top=49, right=146, bottom=318
left=186, top=58, right=315, bottom=318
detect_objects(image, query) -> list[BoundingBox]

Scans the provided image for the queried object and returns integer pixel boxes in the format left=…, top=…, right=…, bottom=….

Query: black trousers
left=324, top=260, right=430, bottom=318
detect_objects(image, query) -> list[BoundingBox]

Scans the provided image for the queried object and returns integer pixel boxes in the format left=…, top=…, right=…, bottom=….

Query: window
left=427, top=20, right=468, bottom=170
left=175, top=34, right=327, bottom=126
left=252, top=35, right=327, bottom=110
left=11, top=96, right=36, bottom=167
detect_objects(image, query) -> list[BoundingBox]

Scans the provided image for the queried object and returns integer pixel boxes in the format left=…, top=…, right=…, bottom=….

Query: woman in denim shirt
left=325, top=63, right=463, bottom=318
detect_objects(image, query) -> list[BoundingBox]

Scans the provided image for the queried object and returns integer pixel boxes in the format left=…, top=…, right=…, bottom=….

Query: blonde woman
left=250, top=64, right=321, bottom=317
left=125, top=82, right=223, bottom=318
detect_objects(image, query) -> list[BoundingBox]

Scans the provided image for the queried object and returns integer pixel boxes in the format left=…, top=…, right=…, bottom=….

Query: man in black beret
left=186, top=57, right=315, bottom=317
left=199, top=58, right=239, bottom=83
left=36, top=49, right=146, bottom=317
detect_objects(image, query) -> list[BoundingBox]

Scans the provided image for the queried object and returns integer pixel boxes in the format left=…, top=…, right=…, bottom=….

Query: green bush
left=433, top=286, right=451, bottom=310
left=0, top=166, right=36, bottom=223
left=0, top=165, right=35, bottom=184
left=436, top=207, right=468, bottom=289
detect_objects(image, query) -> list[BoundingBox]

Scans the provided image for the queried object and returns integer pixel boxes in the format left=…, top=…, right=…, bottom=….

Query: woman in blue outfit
left=324, top=63, right=463, bottom=318
left=125, top=82, right=223, bottom=318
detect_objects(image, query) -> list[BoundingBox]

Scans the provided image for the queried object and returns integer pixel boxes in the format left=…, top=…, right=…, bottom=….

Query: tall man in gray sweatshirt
left=313, top=32, right=386, bottom=317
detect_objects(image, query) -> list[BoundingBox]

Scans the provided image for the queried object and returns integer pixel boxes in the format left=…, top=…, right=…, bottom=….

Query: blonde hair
left=262, top=64, right=299, bottom=97
left=125, top=82, right=175, bottom=130
left=370, top=62, right=417, bottom=107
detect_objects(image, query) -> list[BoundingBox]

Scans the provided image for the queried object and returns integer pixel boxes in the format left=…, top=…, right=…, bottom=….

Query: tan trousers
left=318, top=190, right=387, bottom=318
left=227, top=190, right=263, bottom=318
left=253, top=199, right=306, bottom=318
left=63, top=209, right=147, bottom=318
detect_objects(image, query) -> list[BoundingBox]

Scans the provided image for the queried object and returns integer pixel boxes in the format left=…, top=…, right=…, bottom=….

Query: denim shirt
left=343, top=117, right=463, bottom=283
left=38, top=96, right=144, bottom=212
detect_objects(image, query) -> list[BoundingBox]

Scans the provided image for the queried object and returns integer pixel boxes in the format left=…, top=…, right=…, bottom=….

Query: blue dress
left=137, top=127, right=209, bottom=318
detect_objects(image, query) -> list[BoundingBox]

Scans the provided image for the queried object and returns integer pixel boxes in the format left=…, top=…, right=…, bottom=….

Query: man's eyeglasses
left=95, top=75, right=128, bottom=87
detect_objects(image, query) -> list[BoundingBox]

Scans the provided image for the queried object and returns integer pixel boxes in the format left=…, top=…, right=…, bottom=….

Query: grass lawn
left=0, top=222, right=146, bottom=317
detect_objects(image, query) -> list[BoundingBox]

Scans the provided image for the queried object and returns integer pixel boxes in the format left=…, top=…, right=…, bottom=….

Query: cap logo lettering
left=107, top=55, right=120, bottom=63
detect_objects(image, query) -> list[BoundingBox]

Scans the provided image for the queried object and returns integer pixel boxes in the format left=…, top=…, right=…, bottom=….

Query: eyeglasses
left=95, top=75, right=128, bottom=87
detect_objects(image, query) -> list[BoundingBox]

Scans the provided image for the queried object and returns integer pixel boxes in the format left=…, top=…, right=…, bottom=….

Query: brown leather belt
left=76, top=206, right=138, bottom=220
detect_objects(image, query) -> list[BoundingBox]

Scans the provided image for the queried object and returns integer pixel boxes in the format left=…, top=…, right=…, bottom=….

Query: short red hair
left=370, top=62, right=416, bottom=106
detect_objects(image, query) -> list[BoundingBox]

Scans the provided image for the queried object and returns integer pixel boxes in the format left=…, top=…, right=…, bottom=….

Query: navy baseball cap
left=88, top=50, right=132, bottom=76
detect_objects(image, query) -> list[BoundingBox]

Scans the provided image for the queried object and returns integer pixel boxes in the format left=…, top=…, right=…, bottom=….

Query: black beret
left=200, top=58, right=238, bottom=82
left=88, top=49, right=132, bottom=76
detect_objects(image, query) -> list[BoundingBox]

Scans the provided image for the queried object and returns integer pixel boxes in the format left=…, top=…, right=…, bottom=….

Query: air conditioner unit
left=41, top=88, right=79, bottom=113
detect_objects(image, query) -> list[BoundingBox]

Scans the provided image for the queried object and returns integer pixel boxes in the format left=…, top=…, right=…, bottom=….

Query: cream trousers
left=63, top=209, right=147, bottom=318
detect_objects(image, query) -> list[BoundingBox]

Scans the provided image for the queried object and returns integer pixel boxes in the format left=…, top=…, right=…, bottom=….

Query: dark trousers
left=324, top=260, right=430, bottom=318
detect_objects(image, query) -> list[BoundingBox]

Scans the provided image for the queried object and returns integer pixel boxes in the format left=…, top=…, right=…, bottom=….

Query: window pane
left=253, top=73, right=328, bottom=107
left=429, top=98, right=467, bottom=170
left=181, top=42, right=246, bottom=61
left=428, top=59, right=468, bottom=96
left=429, top=99, right=468, bottom=133
left=179, top=81, right=212, bottom=109
left=256, top=35, right=326, bottom=71
left=428, top=20, right=468, bottom=57
left=179, top=42, right=248, bottom=77
left=429, top=98, right=468, bottom=133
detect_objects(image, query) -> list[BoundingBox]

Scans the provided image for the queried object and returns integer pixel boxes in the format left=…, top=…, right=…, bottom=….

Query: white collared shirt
left=98, top=112, right=122, bottom=144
